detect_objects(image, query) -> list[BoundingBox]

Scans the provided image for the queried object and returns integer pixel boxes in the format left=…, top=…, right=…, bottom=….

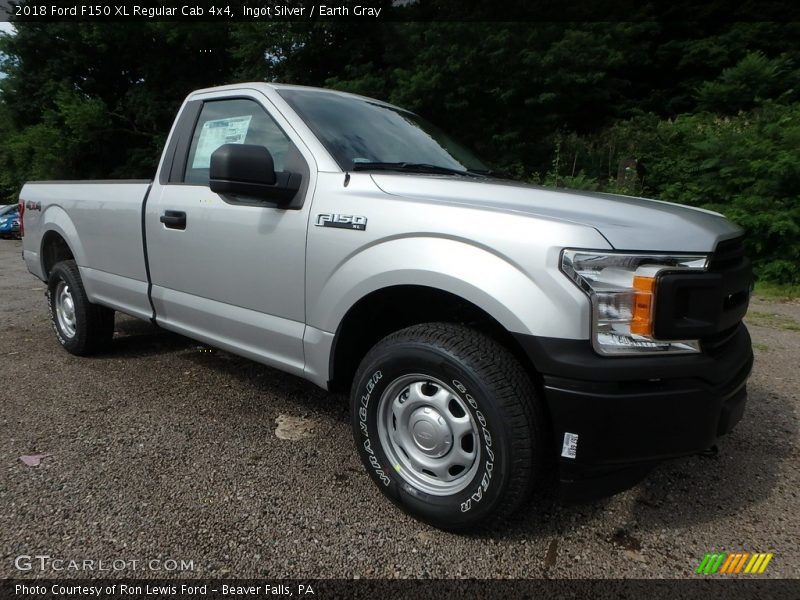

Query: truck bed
left=21, top=180, right=154, bottom=320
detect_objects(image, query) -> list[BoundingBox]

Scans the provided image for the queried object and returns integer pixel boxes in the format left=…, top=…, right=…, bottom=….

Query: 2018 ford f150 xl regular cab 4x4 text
left=19, top=83, right=753, bottom=531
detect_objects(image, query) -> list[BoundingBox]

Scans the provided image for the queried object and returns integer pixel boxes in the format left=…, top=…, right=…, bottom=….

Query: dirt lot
left=1, top=239, right=798, bottom=579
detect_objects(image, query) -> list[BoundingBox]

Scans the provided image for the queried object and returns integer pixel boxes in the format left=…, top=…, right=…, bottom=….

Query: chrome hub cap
left=55, top=281, right=77, bottom=338
left=377, top=374, right=480, bottom=495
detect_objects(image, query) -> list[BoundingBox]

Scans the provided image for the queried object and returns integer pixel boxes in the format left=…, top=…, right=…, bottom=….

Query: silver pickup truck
left=19, top=83, right=753, bottom=531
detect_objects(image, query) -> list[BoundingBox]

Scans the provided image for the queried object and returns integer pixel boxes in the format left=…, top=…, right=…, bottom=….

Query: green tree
left=1, top=21, right=798, bottom=282
left=0, top=22, right=236, bottom=186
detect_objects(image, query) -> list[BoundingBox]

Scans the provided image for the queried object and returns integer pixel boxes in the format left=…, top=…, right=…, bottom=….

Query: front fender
left=308, top=236, right=590, bottom=340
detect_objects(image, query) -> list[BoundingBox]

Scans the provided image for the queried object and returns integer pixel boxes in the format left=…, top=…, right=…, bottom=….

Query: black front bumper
left=514, top=323, right=753, bottom=501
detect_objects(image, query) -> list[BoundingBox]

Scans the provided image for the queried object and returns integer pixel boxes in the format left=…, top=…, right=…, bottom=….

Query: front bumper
left=514, top=323, right=753, bottom=501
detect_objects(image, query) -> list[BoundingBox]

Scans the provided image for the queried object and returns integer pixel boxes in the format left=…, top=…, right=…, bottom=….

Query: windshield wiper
left=351, top=162, right=488, bottom=177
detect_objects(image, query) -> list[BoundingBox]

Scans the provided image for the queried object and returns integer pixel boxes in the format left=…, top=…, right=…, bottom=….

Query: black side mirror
left=209, top=143, right=301, bottom=204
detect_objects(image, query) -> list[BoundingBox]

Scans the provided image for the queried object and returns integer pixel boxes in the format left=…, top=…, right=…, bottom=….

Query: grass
left=753, top=281, right=800, bottom=301
left=746, top=311, right=800, bottom=332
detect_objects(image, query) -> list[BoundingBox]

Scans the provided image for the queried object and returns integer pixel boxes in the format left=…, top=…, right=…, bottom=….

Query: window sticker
left=191, top=115, right=252, bottom=169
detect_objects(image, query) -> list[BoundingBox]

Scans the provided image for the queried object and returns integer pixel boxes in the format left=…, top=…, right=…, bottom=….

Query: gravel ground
left=1, top=239, right=798, bottom=579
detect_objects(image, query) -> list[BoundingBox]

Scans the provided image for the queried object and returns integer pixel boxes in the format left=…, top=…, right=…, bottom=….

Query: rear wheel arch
left=41, top=230, right=76, bottom=279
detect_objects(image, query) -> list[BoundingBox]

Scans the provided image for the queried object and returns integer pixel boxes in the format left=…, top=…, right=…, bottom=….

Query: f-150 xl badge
left=315, top=213, right=367, bottom=231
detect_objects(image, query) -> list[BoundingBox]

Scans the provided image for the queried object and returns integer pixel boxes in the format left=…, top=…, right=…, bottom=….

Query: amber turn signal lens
left=630, top=275, right=655, bottom=336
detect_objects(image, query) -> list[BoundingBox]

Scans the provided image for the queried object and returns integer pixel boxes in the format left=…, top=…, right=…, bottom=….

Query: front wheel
left=350, top=322, right=544, bottom=531
left=47, top=260, right=114, bottom=355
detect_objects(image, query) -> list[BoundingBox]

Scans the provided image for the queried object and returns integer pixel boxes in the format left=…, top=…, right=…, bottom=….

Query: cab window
left=184, top=98, right=292, bottom=185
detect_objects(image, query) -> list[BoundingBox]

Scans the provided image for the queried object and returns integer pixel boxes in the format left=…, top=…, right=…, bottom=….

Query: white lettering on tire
left=359, top=371, right=390, bottom=486
left=452, top=379, right=495, bottom=513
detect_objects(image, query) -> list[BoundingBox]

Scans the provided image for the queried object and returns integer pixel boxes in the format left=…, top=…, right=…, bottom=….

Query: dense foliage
left=1, top=22, right=798, bottom=282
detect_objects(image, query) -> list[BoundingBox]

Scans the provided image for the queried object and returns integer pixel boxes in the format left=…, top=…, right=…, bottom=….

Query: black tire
left=47, top=260, right=114, bottom=356
left=350, top=322, right=544, bottom=531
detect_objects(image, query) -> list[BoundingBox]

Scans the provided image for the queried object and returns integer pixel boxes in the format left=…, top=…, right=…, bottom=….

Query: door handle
left=160, top=210, right=186, bottom=230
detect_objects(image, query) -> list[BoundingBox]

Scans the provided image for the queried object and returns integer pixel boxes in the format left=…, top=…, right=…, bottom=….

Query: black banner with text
left=3, top=578, right=798, bottom=600
left=2, top=0, right=800, bottom=22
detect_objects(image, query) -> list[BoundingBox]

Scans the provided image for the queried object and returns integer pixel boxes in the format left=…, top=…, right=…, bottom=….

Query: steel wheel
left=54, top=281, right=77, bottom=338
left=377, top=373, right=481, bottom=496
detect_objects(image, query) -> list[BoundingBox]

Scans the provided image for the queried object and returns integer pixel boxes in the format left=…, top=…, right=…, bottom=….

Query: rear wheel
left=47, top=260, right=114, bottom=355
left=350, top=322, right=544, bottom=531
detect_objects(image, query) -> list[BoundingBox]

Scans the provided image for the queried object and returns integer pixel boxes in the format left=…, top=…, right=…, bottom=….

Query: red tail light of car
left=18, top=200, right=24, bottom=237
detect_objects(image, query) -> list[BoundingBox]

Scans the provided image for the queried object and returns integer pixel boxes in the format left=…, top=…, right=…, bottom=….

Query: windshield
left=0, top=205, right=17, bottom=217
left=278, top=89, right=488, bottom=173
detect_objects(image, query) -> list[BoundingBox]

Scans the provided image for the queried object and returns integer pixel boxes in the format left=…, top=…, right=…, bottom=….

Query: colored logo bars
left=696, top=552, right=774, bottom=574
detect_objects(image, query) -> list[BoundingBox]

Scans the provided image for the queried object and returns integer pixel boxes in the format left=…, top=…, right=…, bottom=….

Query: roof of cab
left=188, top=82, right=399, bottom=109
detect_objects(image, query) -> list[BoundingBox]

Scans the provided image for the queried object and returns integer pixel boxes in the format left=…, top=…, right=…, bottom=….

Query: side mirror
left=209, top=143, right=301, bottom=205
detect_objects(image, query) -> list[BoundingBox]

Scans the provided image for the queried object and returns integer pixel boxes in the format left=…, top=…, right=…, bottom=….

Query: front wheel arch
left=329, top=284, right=540, bottom=394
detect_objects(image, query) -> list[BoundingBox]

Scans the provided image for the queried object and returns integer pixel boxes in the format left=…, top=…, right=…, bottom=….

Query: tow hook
left=698, top=445, right=719, bottom=457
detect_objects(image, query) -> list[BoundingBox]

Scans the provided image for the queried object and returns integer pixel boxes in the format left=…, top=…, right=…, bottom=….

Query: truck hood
left=371, top=174, right=742, bottom=253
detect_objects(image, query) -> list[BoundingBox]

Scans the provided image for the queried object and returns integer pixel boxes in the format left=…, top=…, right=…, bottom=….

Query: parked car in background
left=0, top=205, right=21, bottom=239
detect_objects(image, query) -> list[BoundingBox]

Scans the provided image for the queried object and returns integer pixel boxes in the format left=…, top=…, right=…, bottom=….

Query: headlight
left=561, top=249, right=708, bottom=356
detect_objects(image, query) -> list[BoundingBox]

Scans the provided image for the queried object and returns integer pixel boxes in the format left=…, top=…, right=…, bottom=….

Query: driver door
left=145, top=93, right=313, bottom=375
